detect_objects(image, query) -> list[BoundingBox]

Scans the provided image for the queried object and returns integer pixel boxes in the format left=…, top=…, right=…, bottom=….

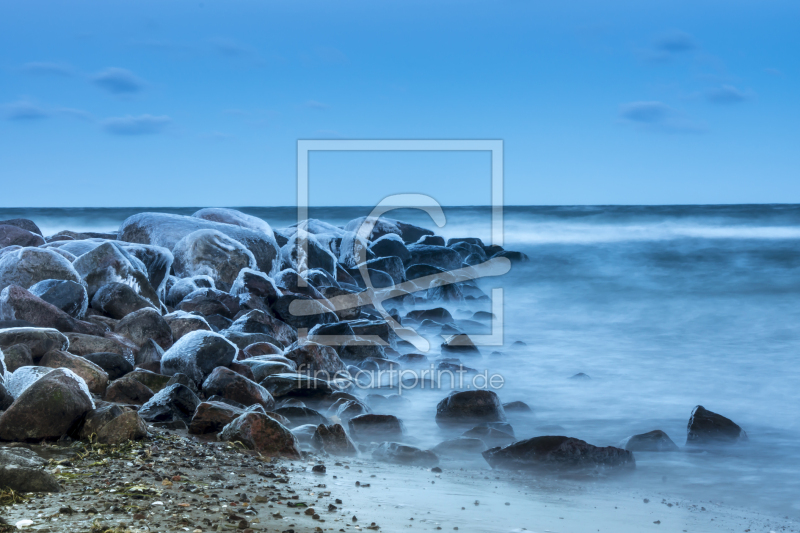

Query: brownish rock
left=217, top=411, right=301, bottom=458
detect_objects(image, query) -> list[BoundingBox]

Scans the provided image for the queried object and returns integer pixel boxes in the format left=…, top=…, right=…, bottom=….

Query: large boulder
left=2, top=344, right=33, bottom=373
left=0, top=448, right=60, bottom=493
left=160, top=330, right=238, bottom=384
left=369, top=234, right=410, bottom=262
left=5, top=366, right=54, bottom=398
left=138, top=383, right=201, bottom=423
left=28, top=279, right=88, bottom=319
left=259, top=373, right=334, bottom=399
left=271, top=293, right=338, bottom=330
left=115, top=243, right=174, bottom=301
left=173, top=229, right=257, bottom=291
left=0, top=248, right=81, bottom=291
left=39, top=350, right=109, bottom=395
left=72, top=242, right=160, bottom=307
left=114, top=307, right=173, bottom=349
left=435, top=390, right=506, bottom=428
left=64, top=332, right=137, bottom=360
left=201, top=367, right=275, bottom=410
left=404, top=244, right=462, bottom=271
left=163, top=311, right=212, bottom=340
left=178, top=288, right=239, bottom=318
left=280, top=230, right=337, bottom=275
left=78, top=403, right=148, bottom=444
left=218, top=411, right=301, bottom=458
left=285, top=341, right=346, bottom=376
left=343, top=216, right=433, bottom=245
left=165, top=275, right=214, bottom=307
left=230, top=268, right=282, bottom=304
left=0, top=327, right=69, bottom=358
left=0, top=285, right=104, bottom=335
left=0, top=218, right=42, bottom=236
left=686, top=405, right=747, bottom=447
left=372, top=442, right=439, bottom=467
left=134, top=338, right=165, bottom=367
left=347, top=414, right=405, bottom=442
left=311, top=423, right=357, bottom=456
left=620, top=430, right=679, bottom=452
left=482, top=436, right=636, bottom=474
left=127, top=369, right=172, bottom=393
left=0, top=368, right=94, bottom=441
left=192, top=208, right=274, bottom=235
left=227, top=310, right=296, bottom=347
left=119, top=212, right=280, bottom=275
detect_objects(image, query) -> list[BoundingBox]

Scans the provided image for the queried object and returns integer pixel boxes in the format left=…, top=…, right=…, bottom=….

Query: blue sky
left=1, top=0, right=798, bottom=207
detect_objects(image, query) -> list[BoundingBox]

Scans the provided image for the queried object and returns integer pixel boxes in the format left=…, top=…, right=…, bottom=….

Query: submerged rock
left=348, top=414, right=405, bottom=442
left=311, top=423, right=357, bottom=456
left=372, top=442, right=439, bottom=467
left=435, top=390, right=506, bottom=428
left=620, top=430, right=679, bottom=452
left=686, top=405, right=747, bottom=447
left=483, top=436, right=635, bottom=473
left=432, top=437, right=487, bottom=456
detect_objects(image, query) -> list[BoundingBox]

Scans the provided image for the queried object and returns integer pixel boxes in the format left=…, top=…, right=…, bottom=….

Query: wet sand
left=2, top=427, right=796, bottom=533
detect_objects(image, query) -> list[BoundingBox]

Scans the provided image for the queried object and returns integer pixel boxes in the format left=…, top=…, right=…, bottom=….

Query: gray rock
left=82, top=352, right=134, bottom=381
left=134, top=338, right=165, bottom=367
left=163, top=311, right=212, bottom=340
left=686, top=405, right=747, bottom=447
left=202, top=367, right=275, bottom=411
left=0, top=286, right=104, bottom=335
left=192, top=208, right=274, bottom=235
left=118, top=212, right=280, bottom=275
left=2, top=344, right=33, bottom=373
left=72, top=242, right=160, bottom=307
left=160, top=330, right=238, bottom=384
left=284, top=341, right=346, bottom=376
left=435, top=390, right=506, bottom=428
left=311, top=423, right=357, bottom=456
left=139, top=383, right=201, bottom=423
left=348, top=414, right=405, bottom=442
left=28, top=279, right=88, bottom=319
left=0, top=449, right=61, bottom=492
left=0, top=224, right=45, bottom=248
left=0, top=218, right=42, bottom=236
left=0, top=327, right=69, bottom=358
left=372, top=442, right=439, bottom=467
left=405, top=244, right=462, bottom=271
left=369, top=234, right=410, bottom=262
left=165, top=275, right=215, bottom=307
left=280, top=230, right=338, bottom=275
left=621, top=430, right=679, bottom=452
left=229, top=268, right=281, bottom=304
left=0, top=247, right=82, bottom=292
left=343, top=216, right=433, bottom=244
left=114, top=307, right=173, bottom=349
left=482, top=436, right=636, bottom=474
left=217, top=411, right=301, bottom=458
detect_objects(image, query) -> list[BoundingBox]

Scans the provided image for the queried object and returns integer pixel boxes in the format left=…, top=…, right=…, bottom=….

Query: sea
left=2, top=204, right=800, bottom=518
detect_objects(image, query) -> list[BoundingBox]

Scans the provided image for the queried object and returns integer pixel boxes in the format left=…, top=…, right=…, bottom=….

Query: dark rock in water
left=686, top=405, right=747, bottom=447
left=134, top=338, right=164, bottom=367
left=405, top=263, right=447, bottom=282
left=332, top=399, right=369, bottom=422
left=230, top=268, right=281, bottom=304
left=127, top=369, right=172, bottom=393
left=138, top=383, right=201, bottom=423
left=337, top=337, right=387, bottom=363
left=272, top=406, right=328, bottom=428
left=343, top=216, right=433, bottom=245
left=82, top=352, right=134, bottom=380
left=397, top=352, right=429, bottom=367
left=311, top=423, right=357, bottom=456
left=202, top=367, right=275, bottom=410
left=285, top=341, right=346, bottom=376
left=365, top=394, right=410, bottom=412
left=405, top=244, right=462, bottom=272
left=348, top=414, right=404, bottom=442
left=0, top=326, right=69, bottom=358
left=104, top=375, right=155, bottom=405
left=0, top=218, right=42, bottom=236
left=160, top=330, right=238, bottom=384
left=360, top=256, right=405, bottom=285
left=114, top=307, right=173, bottom=350
left=271, top=293, right=338, bottom=330
left=0, top=448, right=60, bottom=493
left=435, top=390, right=506, bottom=428
left=173, top=229, right=257, bottom=291
left=166, top=275, right=215, bottom=307
left=228, top=309, right=296, bottom=347
left=372, top=442, right=439, bottom=467
left=0, top=286, right=104, bottom=335
left=569, top=372, right=591, bottom=380
left=164, top=311, right=212, bottom=340
left=2, top=344, right=33, bottom=372
left=242, top=361, right=296, bottom=382
left=91, top=282, right=156, bottom=320
left=260, top=373, right=334, bottom=399
left=621, top=430, right=679, bottom=452
left=318, top=285, right=363, bottom=321
left=223, top=330, right=282, bottom=351
left=27, top=280, right=88, bottom=319
left=440, top=334, right=481, bottom=358
left=432, top=437, right=487, bottom=456
left=446, top=237, right=484, bottom=248
left=449, top=241, right=487, bottom=262
left=0, top=224, right=45, bottom=248
left=188, top=400, right=246, bottom=435
left=369, top=234, right=410, bottom=262
left=427, top=283, right=465, bottom=304
left=72, top=242, right=160, bottom=307
left=217, top=411, right=301, bottom=458
left=503, top=401, right=533, bottom=413
left=462, top=426, right=515, bottom=447
left=0, top=368, right=94, bottom=442
left=119, top=212, right=280, bottom=275
left=39, top=350, right=109, bottom=395
left=482, top=436, right=636, bottom=473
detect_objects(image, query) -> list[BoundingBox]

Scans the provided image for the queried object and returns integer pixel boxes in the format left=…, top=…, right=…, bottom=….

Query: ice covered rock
left=0, top=368, right=94, bottom=441
left=192, top=208, right=274, bottom=235
left=165, top=275, right=214, bottom=307
left=0, top=224, right=44, bottom=248
left=0, top=248, right=82, bottom=292
left=280, top=230, right=337, bottom=275
left=173, top=229, right=257, bottom=291
left=160, top=330, right=238, bottom=384
left=0, top=327, right=69, bottom=358
left=114, top=307, right=173, bottom=349
left=119, top=212, right=280, bottom=275
left=229, top=268, right=281, bottom=304
left=72, top=241, right=160, bottom=306
left=91, top=282, right=157, bottom=319
left=163, top=310, right=212, bottom=340
left=343, top=216, right=433, bottom=244
left=0, top=285, right=104, bottom=335
left=201, top=367, right=275, bottom=410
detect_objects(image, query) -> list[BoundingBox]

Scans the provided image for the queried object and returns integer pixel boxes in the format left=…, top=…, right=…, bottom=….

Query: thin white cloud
left=618, top=101, right=706, bottom=134
left=92, top=68, right=147, bottom=94
left=101, top=114, right=171, bottom=135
